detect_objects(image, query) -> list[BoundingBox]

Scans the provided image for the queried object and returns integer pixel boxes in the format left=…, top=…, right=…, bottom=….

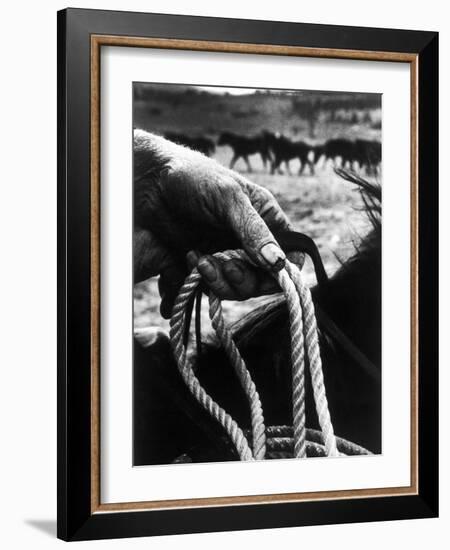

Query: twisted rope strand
left=285, top=261, right=338, bottom=457
left=170, top=259, right=267, bottom=460
left=169, top=270, right=254, bottom=460
left=244, top=426, right=371, bottom=457
left=208, top=293, right=266, bottom=459
left=169, top=249, right=338, bottom=460
left=276, top=270, right=307, bottom=458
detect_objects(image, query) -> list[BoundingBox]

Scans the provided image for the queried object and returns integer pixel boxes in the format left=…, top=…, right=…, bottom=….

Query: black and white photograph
left=0, top=0, right=442, bottom=545
left=132, top=83, right=382, bottom=466
left=51, top=5, right=439, bottom=543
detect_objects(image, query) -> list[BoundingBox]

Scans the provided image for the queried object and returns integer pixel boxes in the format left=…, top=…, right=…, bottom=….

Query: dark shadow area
left=25, top=519, right=56, bottom=538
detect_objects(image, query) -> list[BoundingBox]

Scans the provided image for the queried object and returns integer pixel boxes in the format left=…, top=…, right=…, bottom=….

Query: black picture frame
left=57, top=7, right=438, bottom=541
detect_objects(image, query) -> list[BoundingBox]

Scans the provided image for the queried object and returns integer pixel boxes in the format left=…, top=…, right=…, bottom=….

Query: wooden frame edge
left=89, top=34, right=419, bottom=515
left=92, top=34, right=417, bottom=62
left=91, top=34, right=101, bottom=513
left=95, top=486, right=417, bottom=513
left=410, top=54, right=419, bottom=497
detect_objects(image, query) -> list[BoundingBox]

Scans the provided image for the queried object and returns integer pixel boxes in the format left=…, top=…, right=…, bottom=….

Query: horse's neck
left=314, top=244, right=381, bottom=365
left=229, top=234, right=381, bottom=365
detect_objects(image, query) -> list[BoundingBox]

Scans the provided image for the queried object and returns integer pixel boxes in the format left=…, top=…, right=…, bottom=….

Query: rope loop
left=169, top=249, right=339, bottom=460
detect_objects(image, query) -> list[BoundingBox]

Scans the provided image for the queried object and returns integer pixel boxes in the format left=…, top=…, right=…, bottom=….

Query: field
left=133, top=85, right=381, bottom=336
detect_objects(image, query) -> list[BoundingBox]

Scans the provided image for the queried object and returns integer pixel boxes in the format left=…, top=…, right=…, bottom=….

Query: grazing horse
left=316, top=138, right=381, bottom=174
left=318, top=138, right=355, bottom=169
left=217, top=131, right=272, bottom=172
left=133, top=171, right=382, bottom=465
left=165, top=132, right=216, bottom=157
left=266, top=134, right=315, bottom=176
left=352, top=139, right=382, bottom=174
left=310, top=143, right=326, bottom=167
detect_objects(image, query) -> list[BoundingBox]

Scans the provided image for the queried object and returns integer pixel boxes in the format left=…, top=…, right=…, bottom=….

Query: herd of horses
left=165, top=130, right=381, bottom=175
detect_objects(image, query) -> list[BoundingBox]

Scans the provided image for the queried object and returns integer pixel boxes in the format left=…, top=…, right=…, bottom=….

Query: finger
left=186, top=250, right=201, bottom=271
left=134, top=227, right=174, bottom=283
left=221, top=259, right=257, bottom=299
left=159, top=263, right=189, bottom=319
left=224, top=186, right=286, bottom=272
left=222, top=259, right=279, bottom=299
left=231, top=179, right=306, bottom=271
left=197, top=255, right=237, bottom=300
left=234, top=175, right=292, bottom=233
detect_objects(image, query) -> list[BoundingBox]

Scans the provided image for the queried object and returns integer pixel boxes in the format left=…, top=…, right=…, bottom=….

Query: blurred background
left=133, top=83, right=381, bottom=333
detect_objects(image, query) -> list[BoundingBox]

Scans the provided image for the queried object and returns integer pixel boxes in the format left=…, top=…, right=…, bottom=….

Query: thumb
left=225, top=188, right=286, bottom=271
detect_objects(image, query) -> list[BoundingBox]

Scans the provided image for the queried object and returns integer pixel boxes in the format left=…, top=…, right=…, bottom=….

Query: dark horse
left=317, top=138, right=355, bottom=169
left=316, top=138, right=381, bottom=174
left=266, top=134, right=315, bottom=176
left=352, top=139, right=382, bottom=174
left=133, top=170, right=381, bottom=465
left=218, top=131, right=273, bottom=172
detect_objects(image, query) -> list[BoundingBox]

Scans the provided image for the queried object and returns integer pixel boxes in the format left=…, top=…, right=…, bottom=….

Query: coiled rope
left=169, top=250, right=340, bottom=461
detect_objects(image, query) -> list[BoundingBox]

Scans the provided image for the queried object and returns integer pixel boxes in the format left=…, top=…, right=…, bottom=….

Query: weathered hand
left=134, top=129, right=297, bottom=317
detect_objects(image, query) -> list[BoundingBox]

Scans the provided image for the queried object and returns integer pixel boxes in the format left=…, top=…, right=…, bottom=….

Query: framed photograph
left=57, top=8, right=438, bottom=541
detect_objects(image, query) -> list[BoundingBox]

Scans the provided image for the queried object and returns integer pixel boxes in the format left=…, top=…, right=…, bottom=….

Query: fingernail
left=259, top=242, right=286, bottom=271
left=198, top=257, right=217, bottom=282
left=224, top=262, right=244, bottom=284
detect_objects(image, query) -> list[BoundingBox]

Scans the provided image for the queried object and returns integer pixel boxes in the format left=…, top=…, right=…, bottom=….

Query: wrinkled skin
left=134, top=129, right=302, bottom=318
